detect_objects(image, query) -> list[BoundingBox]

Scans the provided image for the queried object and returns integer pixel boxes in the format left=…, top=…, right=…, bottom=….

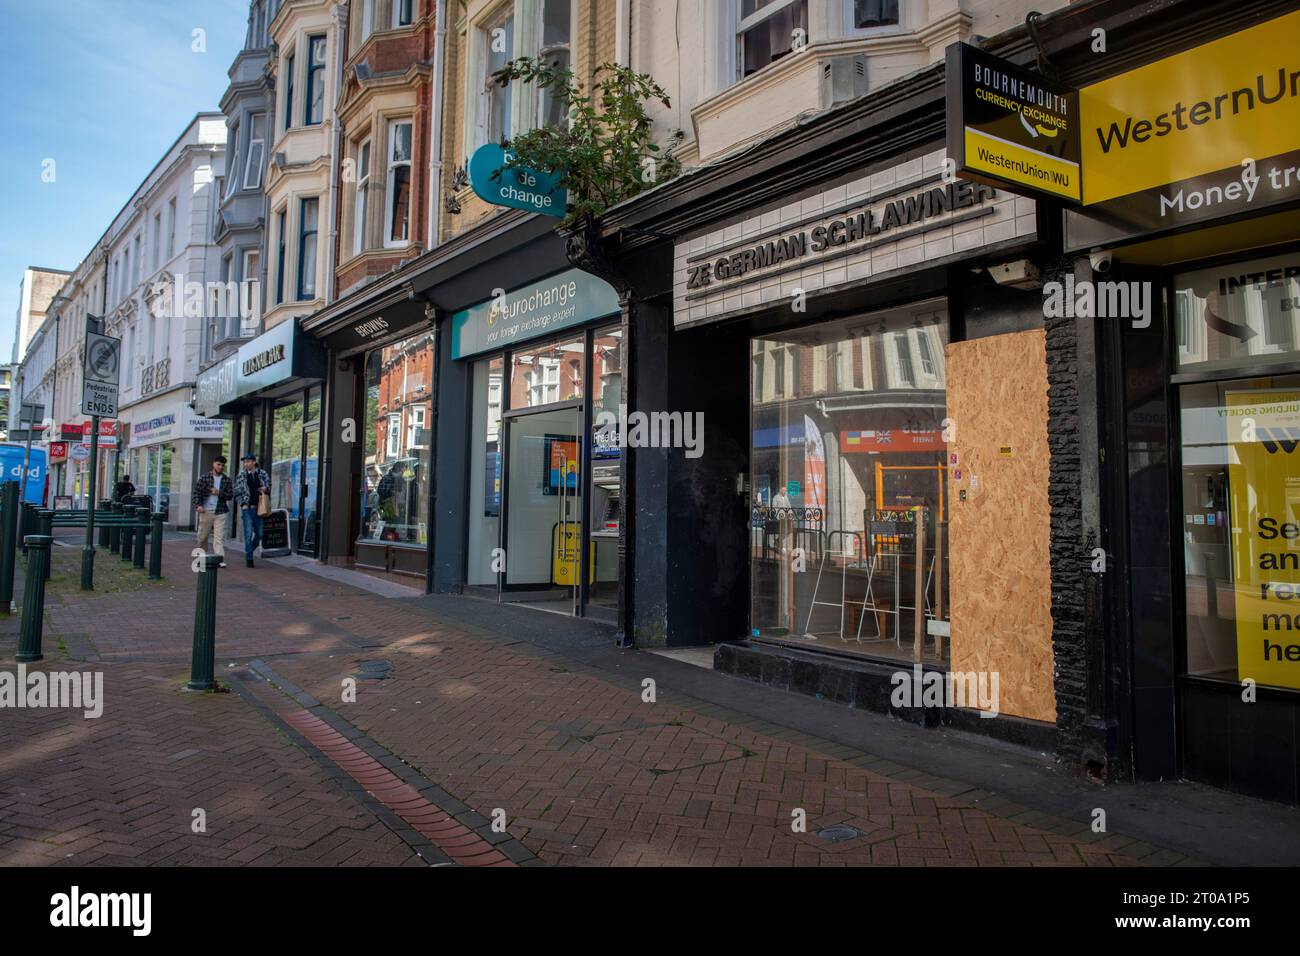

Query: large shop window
left=750, top=303, right=950, bottom=664
left=1175, top=252, right=1300, bottom=373
left=467, top=355, right=505, bottom=585
left=1181, top=372, right=1300, bottom=694
left=360, top=330, right=435, bottom=546
left=510, top=334, right=584, bottom=408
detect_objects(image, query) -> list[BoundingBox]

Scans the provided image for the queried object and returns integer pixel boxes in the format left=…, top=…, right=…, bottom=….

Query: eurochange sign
left=1077, top=8, right=1300, bottom=231
left=946, top=42, right=1081, bottom=202
left=468, top=143, right=567, bottom=217
left=450, top=268, right=620, bottom=360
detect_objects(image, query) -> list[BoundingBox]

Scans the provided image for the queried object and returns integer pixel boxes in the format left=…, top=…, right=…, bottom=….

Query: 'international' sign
left=945, top=42, right=1081, bottom=202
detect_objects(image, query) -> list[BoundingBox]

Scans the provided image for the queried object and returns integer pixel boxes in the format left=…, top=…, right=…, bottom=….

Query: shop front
left=194, top=318, right=327, bottom=554
left=312, top=292, right=435, bottom=579
left=1058, top=4, right=1300, bottom=803
left=122, top=402, right=226, bottom=527
left=452, top=268, right=623, bottom=620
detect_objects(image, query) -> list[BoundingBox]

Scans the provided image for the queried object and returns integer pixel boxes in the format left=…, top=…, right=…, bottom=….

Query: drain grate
left=354, top=660, right=393, bottom=681
left=816, top=825, right=863, bottom=843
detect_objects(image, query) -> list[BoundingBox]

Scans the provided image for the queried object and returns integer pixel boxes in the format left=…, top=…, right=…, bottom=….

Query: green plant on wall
left=491, top=58, right=683, bottom=228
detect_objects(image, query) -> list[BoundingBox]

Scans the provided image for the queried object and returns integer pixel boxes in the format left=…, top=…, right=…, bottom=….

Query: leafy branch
left=490, top=58, right=683, bottom=227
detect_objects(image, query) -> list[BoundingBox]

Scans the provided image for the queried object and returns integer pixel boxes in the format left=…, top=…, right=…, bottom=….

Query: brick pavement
left=0, top=535, right=1191, bottom=867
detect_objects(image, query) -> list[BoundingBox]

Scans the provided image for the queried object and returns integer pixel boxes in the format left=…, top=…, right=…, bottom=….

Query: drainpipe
left=326, top=2, right=350, bottom=305
left=615, top=0, right=630, bottom=67
left=426, top=0, right=447, bottom=251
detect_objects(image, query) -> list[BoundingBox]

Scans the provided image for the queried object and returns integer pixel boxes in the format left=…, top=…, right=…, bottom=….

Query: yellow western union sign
left=963, top=128, right=1079, bottom=201
left=1227, top=390, right=1300, bottom=691
left=1080, top=9, right=1300, bottom=206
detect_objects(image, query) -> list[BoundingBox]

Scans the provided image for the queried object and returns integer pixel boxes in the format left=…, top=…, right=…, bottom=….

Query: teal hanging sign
left=451, top=268, right=620, bottom=360
left=468, top=143, right=567, bottom=217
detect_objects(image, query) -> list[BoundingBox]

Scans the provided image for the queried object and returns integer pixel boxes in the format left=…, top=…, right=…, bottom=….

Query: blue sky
left=0, top=0, right=248, bottom=358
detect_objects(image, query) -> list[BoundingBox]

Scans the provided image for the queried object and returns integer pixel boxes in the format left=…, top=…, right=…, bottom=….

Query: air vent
left=821, top=54, right=868, bottom=108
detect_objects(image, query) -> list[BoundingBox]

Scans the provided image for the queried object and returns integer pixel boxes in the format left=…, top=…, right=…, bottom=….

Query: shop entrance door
left=501, top=402, right=585, bottom=616
left=298, top=424, right=320, bottom=555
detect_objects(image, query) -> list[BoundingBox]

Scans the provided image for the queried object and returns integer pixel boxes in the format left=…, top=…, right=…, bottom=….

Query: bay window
left=305, top=36, right=326, bottom=125
left=354, top=138, right=371, bottom=254
left=243, top=113, right=266, bottom=189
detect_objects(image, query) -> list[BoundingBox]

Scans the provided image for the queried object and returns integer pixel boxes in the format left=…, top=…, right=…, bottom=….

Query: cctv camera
left=1089, top=249, right=1113, bottom=274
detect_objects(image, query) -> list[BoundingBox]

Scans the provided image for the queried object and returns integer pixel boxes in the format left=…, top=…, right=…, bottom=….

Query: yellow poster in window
left=1227, top=390, right=1300, bottom=690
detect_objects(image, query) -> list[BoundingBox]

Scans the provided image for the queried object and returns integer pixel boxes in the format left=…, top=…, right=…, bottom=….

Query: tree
left=490, top=58, right=684, bottom=228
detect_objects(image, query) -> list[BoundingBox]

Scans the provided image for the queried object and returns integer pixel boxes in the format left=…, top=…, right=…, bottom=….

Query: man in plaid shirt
left=233, top=454, right=271, bottom=568
left=192, top=455, right=234, bottom=567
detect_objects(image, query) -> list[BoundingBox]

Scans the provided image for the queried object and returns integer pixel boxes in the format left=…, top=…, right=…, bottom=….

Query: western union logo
left=965, top=128, right=1079, bottom=201
left=1080, top=8, right=1300, bottom=205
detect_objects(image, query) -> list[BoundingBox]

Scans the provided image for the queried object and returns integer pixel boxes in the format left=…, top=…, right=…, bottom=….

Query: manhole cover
left=355, top=660, right=392, bottom=681
left=816, top=825, right=862, bottom=843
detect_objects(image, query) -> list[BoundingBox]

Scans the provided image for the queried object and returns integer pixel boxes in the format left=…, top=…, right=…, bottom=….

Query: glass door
left=299, top=424, right=320, bottom=555
left=501, top=402, right=584, bottom=615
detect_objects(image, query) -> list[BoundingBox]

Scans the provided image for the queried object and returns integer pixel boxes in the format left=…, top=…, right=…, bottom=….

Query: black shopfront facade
left=590, top=0, right=1300, bottom=806
left=194, top=318, right=327, bottom=555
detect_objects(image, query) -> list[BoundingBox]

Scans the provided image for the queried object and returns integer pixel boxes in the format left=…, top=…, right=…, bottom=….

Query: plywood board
left=947, top=329, right=1055, bottom=722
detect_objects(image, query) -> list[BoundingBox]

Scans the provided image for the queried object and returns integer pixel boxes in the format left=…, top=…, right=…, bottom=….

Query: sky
left=0, top=0, right=248, bottom=359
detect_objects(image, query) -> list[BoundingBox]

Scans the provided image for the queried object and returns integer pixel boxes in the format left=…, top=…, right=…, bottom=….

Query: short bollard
left=188, top=554, right=221, bottom=690
left=38, top=511, right=53, bottom=581
left=148, top=511, right=165, bottom=580
left=120, top=506, right=135, bottom=561
left=133, top=509, right=148, bottom=569
left=109, top=501, right=123, bottom=553
left=0, top=481, right=18, bottom=613
left=17, top=535, right=51, bottom=662
left=98, top=500, right=112, bottom=548
left=21, top=503, right=36, bottom=556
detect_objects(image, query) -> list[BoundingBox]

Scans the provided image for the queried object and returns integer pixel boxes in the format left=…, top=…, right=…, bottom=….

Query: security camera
left=1089, top=249, right=1113, bottom=274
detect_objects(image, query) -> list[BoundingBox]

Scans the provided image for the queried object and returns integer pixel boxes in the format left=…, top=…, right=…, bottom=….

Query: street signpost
left=80, top=318, right=119, bottom=590
left=18, top=402, right=45, bottom=522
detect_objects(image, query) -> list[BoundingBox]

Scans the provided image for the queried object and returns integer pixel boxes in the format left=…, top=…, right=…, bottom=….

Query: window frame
left=243, top=112, right=267, bottom=189
left=383, top=119, right=414, bottom=249
left=304, top=35, right=327, bottom=126
left=393, top=0, right=415, bottom=28
left=843, top=0, right=903, bottom=35
left=274, top=207, right=287, bottom=304
left=225, top=120, right=241, bottom=198
left=296, top=196, right=320, bottom=301
left=735, top=0, right=808, bottom=83
left=353, top=137, right=372, bottom=255
left=283, top=51, right=296, bottom=132
left=472, top=3, right=516, bottom=151
left=167, top=197, right=177, bottom=259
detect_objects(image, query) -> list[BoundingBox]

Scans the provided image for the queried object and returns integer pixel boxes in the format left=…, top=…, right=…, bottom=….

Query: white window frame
left=533, top=0, right=574, bottom=130
left=243, top=112, right=266, bottom=189
left=241, top=247, right=260, bottom=336
left=471, top=3, right=516, bottom=151
left=305, top=35, right=327, bottom=126
left=354, top=138, right=372, bottom=255
left=225, top=121, right=241, bottom=198
left=383, top=119, right=413, bottom=249
left=735, top=0, right=807, bottom=83
left=167, top=197, right=177, bottom=258
left=407, top=404, right=426, bottom=447
left=361, top=0, right=375, bottom=39
left=387, top=412, right=402, bottom=457
left=843, top=0, right=903, bottom=36
left=393, top=0, right=415, bottom=29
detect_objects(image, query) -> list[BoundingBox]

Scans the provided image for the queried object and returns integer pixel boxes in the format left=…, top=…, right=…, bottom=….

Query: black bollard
left=148, top=511, right=165, bottom=580
left=38, top=511, right=52, bottom=581
left=17, top=535, right=51, bottom=662
left=109, top=501, right=122, bottom=553
left=98, top=500, right=112, bottom=548
left=120, top=506, right=135, bottom=561
left=133, top=508, right=147, bottom=569
left=0, top=481, right=17, bottom=613
left=187, top=554, right=221, bottom=690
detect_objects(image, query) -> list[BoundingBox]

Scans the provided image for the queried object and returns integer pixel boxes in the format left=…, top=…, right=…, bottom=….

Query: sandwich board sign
left=82, top=331, right=121, bottom=417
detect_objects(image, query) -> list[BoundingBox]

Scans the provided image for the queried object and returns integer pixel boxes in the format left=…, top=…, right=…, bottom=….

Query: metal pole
left=120, top=505, right=135, bottom=561
left=38, top=511, right=52, bottom=580
left=148, top=510, right=164, bottom=579
left=17, top=535, right=51, bottom=662
left=0, top=481, right=17, bottom=613
left=109, top=500, right=122, bottom=553
left=133, top=507, right=147, bottom=569
left=98, top=499, right=111, bottom=548
left=187, top=554, right=221, bottom=690
left=81, top=418, right=99, bottom=590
